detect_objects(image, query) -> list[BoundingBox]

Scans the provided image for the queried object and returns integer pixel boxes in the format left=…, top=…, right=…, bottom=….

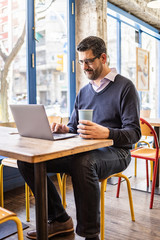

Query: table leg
left=34, top=162, right=48, bottom=240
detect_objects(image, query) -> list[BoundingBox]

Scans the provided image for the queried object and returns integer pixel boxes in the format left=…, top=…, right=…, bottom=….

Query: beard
left=84, top=63, right=103, bottom=80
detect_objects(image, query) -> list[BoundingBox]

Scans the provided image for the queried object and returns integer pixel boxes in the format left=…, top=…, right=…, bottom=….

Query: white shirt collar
left=90, top=68, right=117, bottom=85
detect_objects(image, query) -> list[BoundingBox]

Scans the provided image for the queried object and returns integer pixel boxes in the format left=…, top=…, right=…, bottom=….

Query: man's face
left=78, top=50, right=103, bottom=80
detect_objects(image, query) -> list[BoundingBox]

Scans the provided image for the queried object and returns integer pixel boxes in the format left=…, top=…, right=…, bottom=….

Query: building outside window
left=35, top=0, right=69, bottom=117
left=0, top=0, right=26, bottom=122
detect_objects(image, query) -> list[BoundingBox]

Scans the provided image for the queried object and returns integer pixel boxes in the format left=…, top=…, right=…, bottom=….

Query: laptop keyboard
left=53, top=132, right=77, bottom=140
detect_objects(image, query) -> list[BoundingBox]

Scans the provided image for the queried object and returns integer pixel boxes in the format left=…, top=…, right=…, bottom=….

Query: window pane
left=107, top=16, right=117, bottom=68
left=141, top=33, right=159, bottom=118
left=0, top=0, right=26, bottom=122
left=121, top=23, right=139, bottom=85
left=35, top=0, right=68, bottom=117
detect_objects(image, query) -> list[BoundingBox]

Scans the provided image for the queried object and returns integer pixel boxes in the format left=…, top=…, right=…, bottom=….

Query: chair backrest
left=0, top=207, right=16, bottom=221
left=140, top=118, right=159, bottom=152
left=0, top=122, right=16, bottom=128
left=47, top=116, right=62, bottom=125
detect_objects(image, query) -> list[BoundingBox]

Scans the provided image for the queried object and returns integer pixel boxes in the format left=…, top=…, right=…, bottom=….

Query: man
left=18, top=36, right=141, bottom=240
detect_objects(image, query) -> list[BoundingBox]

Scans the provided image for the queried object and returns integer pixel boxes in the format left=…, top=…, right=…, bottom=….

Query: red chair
left=118, top=117, right=159, bottom=209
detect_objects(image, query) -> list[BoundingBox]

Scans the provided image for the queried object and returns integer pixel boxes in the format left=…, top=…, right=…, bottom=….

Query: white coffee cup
left=78, top=109, right=93, bottom=122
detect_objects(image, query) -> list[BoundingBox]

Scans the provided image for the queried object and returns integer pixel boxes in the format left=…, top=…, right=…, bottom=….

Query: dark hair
left=76, top=36, right=106, bottom=56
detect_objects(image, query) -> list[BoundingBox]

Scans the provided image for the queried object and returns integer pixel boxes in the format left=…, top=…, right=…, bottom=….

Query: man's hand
left=77, top=120, right=110, bottom=139
left=51, top=123, right=69, bottom=133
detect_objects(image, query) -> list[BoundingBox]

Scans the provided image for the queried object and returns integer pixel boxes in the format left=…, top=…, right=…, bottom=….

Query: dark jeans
left=17, top=146, right=131, bottom=238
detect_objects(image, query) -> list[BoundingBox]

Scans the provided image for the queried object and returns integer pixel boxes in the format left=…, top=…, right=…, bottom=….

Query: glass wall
left=107, top=6, right=160, bottom=118
left=121, top=23, right=139, bottom=85
left=141, top=33, right=159, bottom=117
left=107, top=16, right=117, bottom=68
left=35, top=0, right=69, bottom=117
left=0, top=0, right=26, bottom=122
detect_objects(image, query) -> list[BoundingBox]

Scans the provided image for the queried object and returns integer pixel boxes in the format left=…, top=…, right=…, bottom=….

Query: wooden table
left=144, top=118, right=160, bottom=127
left=0, top=126, right=113, bottom=240
left=144, top=118, right=160, bottom=146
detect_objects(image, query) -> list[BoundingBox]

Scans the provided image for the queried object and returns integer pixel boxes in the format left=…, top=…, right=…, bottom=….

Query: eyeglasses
left=78, top=54, right=100, bottom=66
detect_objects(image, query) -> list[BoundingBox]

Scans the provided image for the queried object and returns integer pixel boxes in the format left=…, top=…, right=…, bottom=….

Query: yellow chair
left=0, top=116, right=63, bottom=222
left=61, top=172, right=135, bottom=240
left=0, top=207, right=24, bottom=240
left=0, top=158, right=31, bottom=222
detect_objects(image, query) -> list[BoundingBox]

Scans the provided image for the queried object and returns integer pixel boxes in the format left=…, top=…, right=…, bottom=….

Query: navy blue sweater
left=67, top=74, right=141, bottom=148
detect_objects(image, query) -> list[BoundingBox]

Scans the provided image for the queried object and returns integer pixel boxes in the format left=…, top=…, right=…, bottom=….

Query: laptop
left=10, top=104, right=77, bottom=141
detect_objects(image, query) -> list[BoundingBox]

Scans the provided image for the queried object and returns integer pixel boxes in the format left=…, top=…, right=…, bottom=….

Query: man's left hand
left=77, top=120, right=110, bottom=139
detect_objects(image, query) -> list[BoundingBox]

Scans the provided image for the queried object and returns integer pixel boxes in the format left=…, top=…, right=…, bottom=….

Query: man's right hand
left=51, top=123, right=69, bottom=133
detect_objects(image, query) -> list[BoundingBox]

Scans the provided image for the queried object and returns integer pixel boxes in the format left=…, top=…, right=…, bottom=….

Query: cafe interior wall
left=75, top=0, right=107, bottom=93
left=75, top=0, right=160, bottom=117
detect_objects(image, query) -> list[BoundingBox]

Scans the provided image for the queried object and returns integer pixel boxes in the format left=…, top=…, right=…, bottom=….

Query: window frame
left=26, top=0, right=76, bottom=116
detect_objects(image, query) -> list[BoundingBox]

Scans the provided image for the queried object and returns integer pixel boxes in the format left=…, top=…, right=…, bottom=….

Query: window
left=121, top=23, right=139, bottom=85
left=107, top=3, right=160, bottom=118
left=36, top=0, right=69, bottom=117
left=2, top=23, right=7, bottom=32
left=0, top=0, right=75, bottom=121
left=107, top=16, right=117, bottom=68
left=2, top=7, right=7, bottom=16
left=141, top=33, right=159, bottom=117
left=0, top=0, right=26, bottom=122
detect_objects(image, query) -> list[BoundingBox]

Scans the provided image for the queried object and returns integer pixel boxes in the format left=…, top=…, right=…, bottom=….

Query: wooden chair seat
left=0, top=207, right=24, bottom=240
left=1, top=158, right=18, bottom=168
left=131, top=148, right=158, bottom=159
